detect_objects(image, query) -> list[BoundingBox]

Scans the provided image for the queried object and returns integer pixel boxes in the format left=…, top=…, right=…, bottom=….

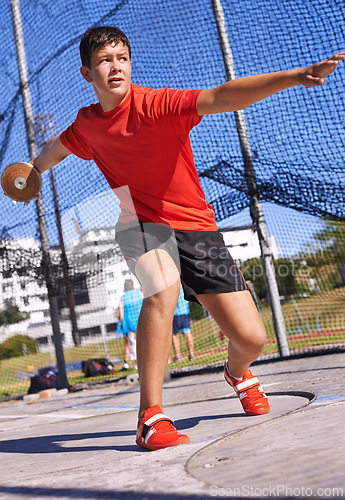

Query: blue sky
left=1, top=0, right=344, bottom=256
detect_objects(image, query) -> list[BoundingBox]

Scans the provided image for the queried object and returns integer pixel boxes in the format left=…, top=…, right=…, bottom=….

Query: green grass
left=0, top=337, right=128, bottom=397
left=1, top=288, right=345, bottom=398
left=260, top=287, right=345, bottom=337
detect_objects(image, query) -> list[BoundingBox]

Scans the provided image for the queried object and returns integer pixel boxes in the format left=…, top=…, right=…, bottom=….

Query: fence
left=1, top=0, right=345, bottom=397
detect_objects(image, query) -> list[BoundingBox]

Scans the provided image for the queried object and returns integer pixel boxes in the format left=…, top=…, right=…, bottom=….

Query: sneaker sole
left=136, top=435, right=190, bottom=451
left=244, top=406, right=270, bottom=416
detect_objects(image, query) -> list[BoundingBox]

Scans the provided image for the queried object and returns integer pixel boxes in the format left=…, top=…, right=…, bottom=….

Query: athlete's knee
left=227, top=321, right=267, bottom=356
left=141, top=280, right=180, bottom=316
left=250, top=327, right=267, bottom=353
left=242, top=324, right=267, bottom=355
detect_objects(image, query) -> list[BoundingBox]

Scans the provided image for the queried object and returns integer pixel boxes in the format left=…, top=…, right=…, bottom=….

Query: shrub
left=0, top=334, right=38, bottom=360
left=189, top=301, right=207, bottom=321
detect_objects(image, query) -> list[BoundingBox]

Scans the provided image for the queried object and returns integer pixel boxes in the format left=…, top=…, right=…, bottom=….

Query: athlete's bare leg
left=196, top=290, right=266, bottom=378
left=135, top=249, right=180, bottom=419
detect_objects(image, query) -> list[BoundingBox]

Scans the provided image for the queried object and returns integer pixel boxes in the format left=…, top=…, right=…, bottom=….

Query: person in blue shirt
left=171, top=287, right=194, bottom=362
left=116, top=279, right=143, bottom=370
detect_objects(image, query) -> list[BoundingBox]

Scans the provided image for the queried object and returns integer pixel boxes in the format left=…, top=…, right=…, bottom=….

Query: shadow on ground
left=0, top=485, right=215, bottom=500
left=0, top=412, right=242, bottom=454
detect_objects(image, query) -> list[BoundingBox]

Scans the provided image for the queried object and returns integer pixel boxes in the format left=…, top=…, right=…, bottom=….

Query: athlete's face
left=80, top=43, right=132, bottom=112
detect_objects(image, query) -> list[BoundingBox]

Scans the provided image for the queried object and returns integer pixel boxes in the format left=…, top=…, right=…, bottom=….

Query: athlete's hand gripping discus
left=1, top=162, right=42, bottom=203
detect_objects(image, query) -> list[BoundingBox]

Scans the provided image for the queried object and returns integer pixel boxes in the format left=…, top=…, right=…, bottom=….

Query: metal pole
left=10, top=0, right=70, bottom=386
left=211, top=0, right=290, bottom=356
left=100, top=323, right=110, bottom=357
left=50, top=169, right=80, bottom=346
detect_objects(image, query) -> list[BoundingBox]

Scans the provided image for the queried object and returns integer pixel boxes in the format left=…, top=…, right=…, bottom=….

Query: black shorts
left=115, top=222, right=247, bottom=303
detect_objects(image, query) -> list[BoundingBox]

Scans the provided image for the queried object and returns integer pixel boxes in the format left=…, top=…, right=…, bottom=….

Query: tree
left=0, top=306, right=26, bottom=327
left=241, top=257, right=305, bottom=300
left=313, top=219, right=345, bottom=263
left=240, top=258, right=266, bottom=300
left=302, top=219, right=345, bottom=290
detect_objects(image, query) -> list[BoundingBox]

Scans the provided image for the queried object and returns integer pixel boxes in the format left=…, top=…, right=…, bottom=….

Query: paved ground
left=0, top=352, right=344, bottom=499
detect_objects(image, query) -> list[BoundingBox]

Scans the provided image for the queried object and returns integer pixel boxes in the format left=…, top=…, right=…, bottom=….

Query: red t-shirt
left=60, top=83, right=217, bottom=230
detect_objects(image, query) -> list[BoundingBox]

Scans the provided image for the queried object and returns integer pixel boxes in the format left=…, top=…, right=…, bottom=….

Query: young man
left=9, top=26, right=344, bottom=450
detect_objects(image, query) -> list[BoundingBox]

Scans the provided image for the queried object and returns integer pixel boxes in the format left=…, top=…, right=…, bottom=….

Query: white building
left=221, top=226, right=279, bottom=262
left=0, top=237, right=50, bottom=345
left=0, top=228, right=137, bottom=350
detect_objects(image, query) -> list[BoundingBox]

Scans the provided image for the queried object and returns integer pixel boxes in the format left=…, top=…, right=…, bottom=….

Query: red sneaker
left=136, top=405, right=190, bottom=450
left=224, top=361, right=270, bottom=416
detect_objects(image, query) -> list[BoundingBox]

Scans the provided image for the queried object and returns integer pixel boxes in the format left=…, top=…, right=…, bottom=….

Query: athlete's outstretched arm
left=31, top=135, right=72, bottom=173
left=197, top=52, right=345, bottom=116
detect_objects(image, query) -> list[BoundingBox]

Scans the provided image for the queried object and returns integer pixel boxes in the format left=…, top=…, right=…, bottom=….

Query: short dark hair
left=124, top=279, right=134, bottom=291
left=80, top=26, right=131, bottom=68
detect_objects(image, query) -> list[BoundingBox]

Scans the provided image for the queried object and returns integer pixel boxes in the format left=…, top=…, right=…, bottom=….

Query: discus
left=1, top=162, right=42, bottom=202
